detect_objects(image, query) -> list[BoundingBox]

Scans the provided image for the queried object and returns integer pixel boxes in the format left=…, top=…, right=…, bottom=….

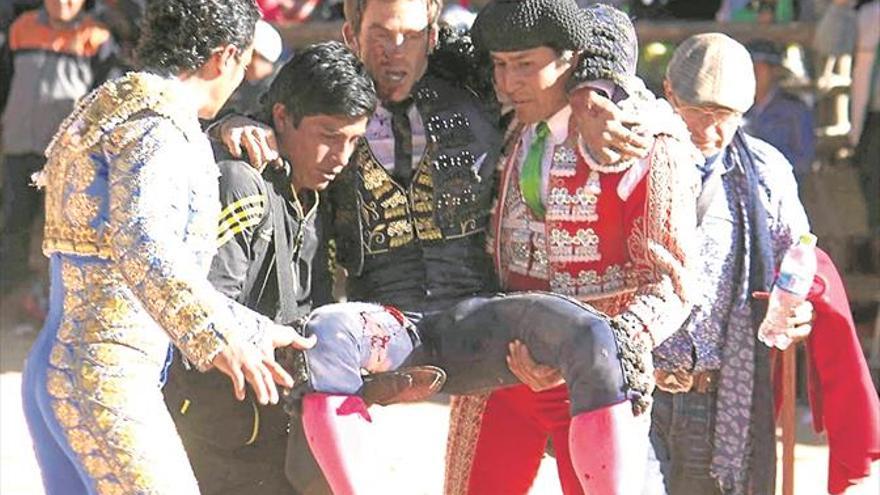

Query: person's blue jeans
left=646, top=389, right=723, bottom=495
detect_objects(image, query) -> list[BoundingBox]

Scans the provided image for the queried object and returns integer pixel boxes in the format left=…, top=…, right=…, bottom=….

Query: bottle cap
left=799, top=233, right=817, bottom=247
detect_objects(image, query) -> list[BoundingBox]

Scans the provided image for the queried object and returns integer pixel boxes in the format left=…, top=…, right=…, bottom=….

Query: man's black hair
left=135, top=0, right=261, bottom=75
left=262, top=41, right=377, bottom=126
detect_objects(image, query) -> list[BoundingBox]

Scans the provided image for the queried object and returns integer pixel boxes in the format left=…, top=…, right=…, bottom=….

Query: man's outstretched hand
left=212, top=324, right=316, bottom=406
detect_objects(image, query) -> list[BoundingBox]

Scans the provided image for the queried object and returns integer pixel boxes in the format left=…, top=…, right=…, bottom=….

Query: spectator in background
left=631, top=0, right=723, bottom=20
left=256, top=0, right=330, bottom=22
left=745, top=39, right=816, bottom=182
left=0, top=0, right=42, bottom=32
left=813, top=0, right=878, bottom=267
left=222, top=20, right=285, bottom=116
left=0, top=0, right=117, bottom=295
left=850, top=0, right=879, bottom=234
left=717, top=0, right=795, bottom=22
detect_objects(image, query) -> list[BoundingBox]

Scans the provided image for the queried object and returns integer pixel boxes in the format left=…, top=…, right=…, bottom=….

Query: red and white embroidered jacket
left=487, top=105, right=699, bottom=346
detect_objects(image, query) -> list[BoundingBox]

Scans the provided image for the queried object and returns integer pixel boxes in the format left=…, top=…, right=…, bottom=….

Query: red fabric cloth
left=773, top=248, right=880, bottom=494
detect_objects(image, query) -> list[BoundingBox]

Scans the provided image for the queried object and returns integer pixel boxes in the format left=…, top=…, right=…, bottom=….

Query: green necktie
left=520, top=121, right=550, bottom=219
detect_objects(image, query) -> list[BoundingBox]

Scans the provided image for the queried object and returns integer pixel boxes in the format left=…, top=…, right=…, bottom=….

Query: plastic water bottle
left=758, top=233, right=817, bottom=350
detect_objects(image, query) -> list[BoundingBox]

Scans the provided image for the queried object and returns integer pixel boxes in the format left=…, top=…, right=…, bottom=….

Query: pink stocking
left=568, top=400, right=648, bottom=494
left=301, top=393, right=377, bottom=495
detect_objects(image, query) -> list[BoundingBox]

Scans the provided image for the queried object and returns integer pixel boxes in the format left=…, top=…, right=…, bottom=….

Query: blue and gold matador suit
left=21, top=72, right=274, bottom=495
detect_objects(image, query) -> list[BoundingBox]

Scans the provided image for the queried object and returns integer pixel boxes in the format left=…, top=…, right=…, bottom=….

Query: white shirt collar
left=525, top=104, right=571, bottom=146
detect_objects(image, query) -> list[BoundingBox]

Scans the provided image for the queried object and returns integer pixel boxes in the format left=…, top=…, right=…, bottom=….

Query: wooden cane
left=782, top=345, right=797, bottom=495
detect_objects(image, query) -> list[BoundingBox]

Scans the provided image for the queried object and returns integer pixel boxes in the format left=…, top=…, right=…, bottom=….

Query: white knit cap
left=666, top=33, right=756, bottom=113
left=253, top=20, right=283, bottom=63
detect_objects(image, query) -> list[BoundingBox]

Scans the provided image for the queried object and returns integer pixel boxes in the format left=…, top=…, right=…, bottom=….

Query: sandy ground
left=2, top=326, right=878, bottom=495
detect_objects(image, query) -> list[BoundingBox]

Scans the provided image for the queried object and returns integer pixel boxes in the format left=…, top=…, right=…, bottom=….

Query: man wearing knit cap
left=653, top=32, right=811, bottom=494
left=444, top=2, right=701, bottom=494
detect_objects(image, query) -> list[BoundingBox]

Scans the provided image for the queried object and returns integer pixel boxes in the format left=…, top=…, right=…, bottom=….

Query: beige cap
left=665, top=33, right=755, bottom=113
left=253, top=20, right=283, bottom=63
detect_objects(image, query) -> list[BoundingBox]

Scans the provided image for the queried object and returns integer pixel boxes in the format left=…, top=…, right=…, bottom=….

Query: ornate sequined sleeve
left=104, top=117, right=273, bottom=370
left=615, top=136, right=699, bottom=347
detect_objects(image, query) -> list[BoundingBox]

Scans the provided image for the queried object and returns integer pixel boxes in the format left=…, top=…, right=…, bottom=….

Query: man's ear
left=662, top=79, right=673, bottom=100
left=217, top=44, right=241, bottom=73
left=342, top=22, right=359, bottom=52
left=272, top=102, right=290, bottom=130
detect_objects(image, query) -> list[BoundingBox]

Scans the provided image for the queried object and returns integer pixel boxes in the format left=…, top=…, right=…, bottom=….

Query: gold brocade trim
left=108, top=181, right=226, bottom=370
left=411, top=168, right=442, bottom=240
left=356, top=141, right=442, bottom=253
left=48, top=113, right=228, bottom=370
left=46, top=72, right=202, bottom=156
left=45, top=260, right=201, bottom=494
left=43, top=237, right=113, bottom=259
left=41, top=72, right=203, bottom=260
left=358, top=145, right=411, bottom=251
left=444, top=394, right=490, bottom=495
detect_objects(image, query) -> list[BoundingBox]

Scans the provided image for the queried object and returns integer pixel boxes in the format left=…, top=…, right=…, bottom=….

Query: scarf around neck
left=710, top=130, right=777, bottom=494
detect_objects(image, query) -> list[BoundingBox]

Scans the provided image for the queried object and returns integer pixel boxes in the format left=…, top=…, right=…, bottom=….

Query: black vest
left=328, top=75, right=502, bottom=312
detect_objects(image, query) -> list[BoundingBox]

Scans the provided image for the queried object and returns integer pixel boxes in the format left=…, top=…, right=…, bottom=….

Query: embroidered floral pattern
left=548, top=227, right=601, bottom=262
left=357, top=143, right=427, bottom=252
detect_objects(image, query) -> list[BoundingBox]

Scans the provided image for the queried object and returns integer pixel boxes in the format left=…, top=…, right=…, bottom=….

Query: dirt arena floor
left=2, top=318, right=877, bottom=494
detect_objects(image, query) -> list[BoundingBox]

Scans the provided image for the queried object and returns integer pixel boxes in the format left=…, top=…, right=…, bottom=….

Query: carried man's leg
left=287, top=293, right=651, bottom=494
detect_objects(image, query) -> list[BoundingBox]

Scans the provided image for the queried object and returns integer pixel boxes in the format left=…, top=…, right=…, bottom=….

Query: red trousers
left=466, top=383, right=582, bottom=495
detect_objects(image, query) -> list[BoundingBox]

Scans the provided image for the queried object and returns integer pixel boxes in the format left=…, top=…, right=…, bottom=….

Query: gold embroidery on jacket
left=356, top=142, right=440, bottom=253
left=42, top=72, right=201, bottom=259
